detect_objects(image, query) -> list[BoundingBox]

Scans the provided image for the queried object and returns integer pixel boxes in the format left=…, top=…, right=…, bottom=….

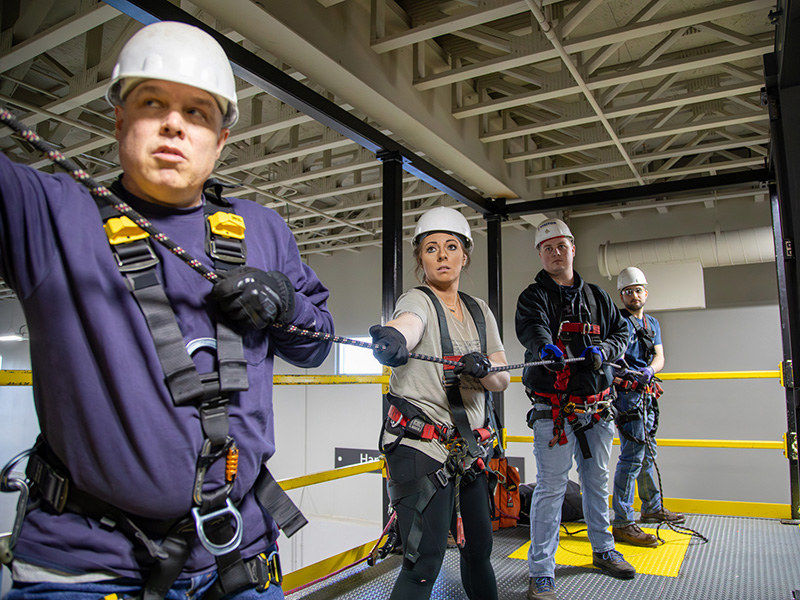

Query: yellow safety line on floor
left=278, top=459, right=384, bottom=491
left=508, top=524, right=691, bottom=577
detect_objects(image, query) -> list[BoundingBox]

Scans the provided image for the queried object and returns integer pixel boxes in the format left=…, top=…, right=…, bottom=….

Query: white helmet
left=412, top=206, right=473, bottom=252
left=617, top=266, right=648, bottom=291
left=535, top=217, right=573, bottom=248
left=106, top=21, right=238, bottom=128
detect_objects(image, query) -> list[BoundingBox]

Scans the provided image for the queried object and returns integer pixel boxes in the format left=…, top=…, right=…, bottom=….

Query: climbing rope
left=0, top=105, right=587, bottom=373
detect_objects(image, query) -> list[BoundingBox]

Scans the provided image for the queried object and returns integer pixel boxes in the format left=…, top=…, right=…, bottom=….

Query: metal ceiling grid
left=0, top=0, right=775, bottom=263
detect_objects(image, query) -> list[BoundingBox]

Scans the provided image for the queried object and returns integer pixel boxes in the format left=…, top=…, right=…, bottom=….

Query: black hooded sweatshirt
left=515, top=269, right=628, bottom=397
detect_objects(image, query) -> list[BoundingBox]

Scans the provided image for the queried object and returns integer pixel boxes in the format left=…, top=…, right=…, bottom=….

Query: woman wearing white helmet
left=369, top=206, right=510, bottom=600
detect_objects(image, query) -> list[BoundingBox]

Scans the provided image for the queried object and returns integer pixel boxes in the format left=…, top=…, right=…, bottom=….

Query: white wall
left=0, top=194, right=791, bottom=586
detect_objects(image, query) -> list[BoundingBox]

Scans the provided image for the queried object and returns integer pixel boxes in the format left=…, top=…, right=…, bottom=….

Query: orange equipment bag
left=489, top=457, right=520, bottom=530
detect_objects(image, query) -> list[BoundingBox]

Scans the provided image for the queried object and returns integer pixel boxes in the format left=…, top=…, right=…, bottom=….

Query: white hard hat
left=535, top=218, right=573, bottom=248
left=106, top=21, right=238, bottom=128
left=412, top=206, right=473, bottom=252
left=617, top=266, right=648, bottom=291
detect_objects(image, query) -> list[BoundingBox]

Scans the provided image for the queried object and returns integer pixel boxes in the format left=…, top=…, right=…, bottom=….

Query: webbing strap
left=142, top=521, right=195, bottom=600
left=253, top=466, right=308, bottom=538
left=620, top=308, right=657, bottom=362
left=415, top=286, right=484, bottom=458
left=387, top=471, right=443, bottom=564
left=127, top=265, right=206, bottom=405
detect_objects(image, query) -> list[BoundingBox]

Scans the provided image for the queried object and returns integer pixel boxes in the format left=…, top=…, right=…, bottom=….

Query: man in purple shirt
left=0, top=21, right=333, bottom=599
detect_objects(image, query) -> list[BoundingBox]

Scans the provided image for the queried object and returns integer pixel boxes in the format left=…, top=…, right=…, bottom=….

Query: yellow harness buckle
left=104, top=216, right=149, bottom=245
left=208, top=212, right=245, bottom=240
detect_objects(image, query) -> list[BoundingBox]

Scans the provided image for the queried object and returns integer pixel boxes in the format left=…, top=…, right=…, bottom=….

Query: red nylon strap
left=387, top=404, right=440, bottom=441
left=442, top=355, right=462, bottom=371
left=559, top=322, right=600, bottom=335
left=535, top=388, right=610, bottom=446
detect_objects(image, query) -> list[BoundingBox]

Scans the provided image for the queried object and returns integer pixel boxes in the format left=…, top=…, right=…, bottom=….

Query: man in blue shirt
left=611, top=267, right=684, bottom=547
left=0, top=21, right=333, bottom=599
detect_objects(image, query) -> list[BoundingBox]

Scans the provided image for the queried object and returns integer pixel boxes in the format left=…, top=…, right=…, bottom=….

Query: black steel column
left=769, top=184, right=800, bottom=519
left=765, top=20, right=800, bottom=518
left=377, top=150, right=404, bottom=525
left=486, top=200, right=507, bottom=453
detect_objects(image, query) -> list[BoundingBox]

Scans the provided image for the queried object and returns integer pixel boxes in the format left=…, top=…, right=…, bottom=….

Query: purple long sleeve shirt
left=0, top=153, right=334, bottom=577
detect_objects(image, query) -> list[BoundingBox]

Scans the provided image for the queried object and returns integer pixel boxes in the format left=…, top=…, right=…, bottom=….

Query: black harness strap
left=415, top=286, right=486, bottom=459
left=620, top=308, right=657, bottom=363
left=387, top=468, right=450, bottom=564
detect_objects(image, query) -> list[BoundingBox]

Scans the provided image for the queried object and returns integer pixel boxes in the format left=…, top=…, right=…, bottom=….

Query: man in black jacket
left=515, top=218, right=633, bottom=600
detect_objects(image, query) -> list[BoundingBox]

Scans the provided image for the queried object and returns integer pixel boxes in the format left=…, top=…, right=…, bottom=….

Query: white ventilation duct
left=598, top=226, right=776, bottom=278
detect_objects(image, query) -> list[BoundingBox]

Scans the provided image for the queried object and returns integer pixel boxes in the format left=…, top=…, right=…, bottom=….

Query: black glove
left=212, top=266, right=296, bottom=329
left=454, top=352, right=491, bottom=379
left=539, top=343, right=566, bottom=372
left=581, top=345, right=604, bottom=371
left=369, top=325, right=409, bottom=367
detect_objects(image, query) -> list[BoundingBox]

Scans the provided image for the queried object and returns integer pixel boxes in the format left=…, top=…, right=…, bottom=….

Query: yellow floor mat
left=508, top=523, right=691, bottom=577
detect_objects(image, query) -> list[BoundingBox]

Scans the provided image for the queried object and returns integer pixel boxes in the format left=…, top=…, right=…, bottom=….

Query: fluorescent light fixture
left=0, top=334, right=25, bottom=342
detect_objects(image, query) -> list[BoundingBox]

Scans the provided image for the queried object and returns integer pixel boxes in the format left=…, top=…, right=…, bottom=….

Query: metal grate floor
left=287, top=515, right=800, bottom=600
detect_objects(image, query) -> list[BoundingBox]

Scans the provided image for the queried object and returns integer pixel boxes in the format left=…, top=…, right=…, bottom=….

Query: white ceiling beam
left=414, top=0, right=773, bottom=90
left=505, top=111, right=768, bottom=161
left=371, top=0, right=530, bottom=54
left=193, top=0, right=527, bottom=199
left=0, top=2, right=121, bottom=73
left=584, top=0, right=672, bottom=75
left=544, top=157, right=765, bottom=194
left=524, top=1, right=642, bottom=183
left=557, top=0, right=605, bottom=38
left=526, top=135, right=769, bottom=179
left=481, top=80, right=762, bottom=142
left=455, top=40, right=770, bottom=119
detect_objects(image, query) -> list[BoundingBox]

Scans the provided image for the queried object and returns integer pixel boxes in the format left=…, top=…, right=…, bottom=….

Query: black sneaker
left=592, top=549, right=636, bottom=579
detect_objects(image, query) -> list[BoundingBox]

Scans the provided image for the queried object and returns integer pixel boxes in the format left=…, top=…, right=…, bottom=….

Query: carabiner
left=192, top=497, right=243, bottom=557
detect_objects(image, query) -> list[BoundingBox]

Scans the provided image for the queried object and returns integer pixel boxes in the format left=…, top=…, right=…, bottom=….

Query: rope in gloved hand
left=0, top=106, right=588, bottom=373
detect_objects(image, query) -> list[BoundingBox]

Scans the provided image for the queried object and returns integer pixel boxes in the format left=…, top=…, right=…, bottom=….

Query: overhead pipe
left=598, top=226, right=776, bottom=277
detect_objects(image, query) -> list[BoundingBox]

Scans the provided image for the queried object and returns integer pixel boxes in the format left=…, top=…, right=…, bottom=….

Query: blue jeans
left=528, top=408, right=615, bottom=578
left=612, top=390, right=661, bottom=526
left=5, top=561, right=284, bottom=600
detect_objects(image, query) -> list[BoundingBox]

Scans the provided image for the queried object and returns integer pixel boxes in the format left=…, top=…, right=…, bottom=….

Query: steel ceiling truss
left=0, top=0, right=776, bottom=261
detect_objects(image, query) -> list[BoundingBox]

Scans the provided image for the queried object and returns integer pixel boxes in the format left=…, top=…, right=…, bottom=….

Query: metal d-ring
left=192, top=497, right=244, bottom=556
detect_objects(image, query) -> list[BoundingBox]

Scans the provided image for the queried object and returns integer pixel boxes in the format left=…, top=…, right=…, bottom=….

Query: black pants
left=385, top=445, right=498, bottom=600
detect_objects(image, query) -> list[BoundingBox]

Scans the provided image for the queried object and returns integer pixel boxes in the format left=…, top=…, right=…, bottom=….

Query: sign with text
left=335, top=447, right=382, bottom=471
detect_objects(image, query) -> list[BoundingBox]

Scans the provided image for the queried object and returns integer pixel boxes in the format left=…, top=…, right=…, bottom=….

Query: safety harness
left=17, top=180, right=305, bottom=598
left=613, top=310, right=663, bottom=445
left=526, top=285, right=613, bottom=460
left=381, top=287, right=496, bottom=563
left=620, top=309, right=657, bottom=363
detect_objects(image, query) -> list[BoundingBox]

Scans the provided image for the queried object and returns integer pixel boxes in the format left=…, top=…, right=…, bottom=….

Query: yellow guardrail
left=505, top=434, right=783, bottom=450
left=0, top=370, right=782, bottom=386
left=278, top=459, right=384, bottom=491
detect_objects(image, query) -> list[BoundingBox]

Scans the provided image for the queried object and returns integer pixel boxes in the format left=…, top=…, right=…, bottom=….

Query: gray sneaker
left=592, top=549, right=636, bottom=579
left=527, top=576, right=557, bottom=600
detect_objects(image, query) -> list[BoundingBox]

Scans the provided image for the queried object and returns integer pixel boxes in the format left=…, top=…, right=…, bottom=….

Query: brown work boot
left=640, top=507, right=685, bottom=524
left=593, top=549, right=636, bottom=579
left=612, top=523, right=658, bottom=547
left=527, top=576, right=557, bottom=600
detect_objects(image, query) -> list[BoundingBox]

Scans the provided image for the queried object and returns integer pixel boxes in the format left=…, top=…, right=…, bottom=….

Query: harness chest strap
left=415, top=286, right=488, bottom=459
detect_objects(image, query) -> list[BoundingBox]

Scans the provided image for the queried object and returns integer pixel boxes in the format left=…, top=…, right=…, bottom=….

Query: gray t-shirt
left=384, top=287, right=504, bottom=463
